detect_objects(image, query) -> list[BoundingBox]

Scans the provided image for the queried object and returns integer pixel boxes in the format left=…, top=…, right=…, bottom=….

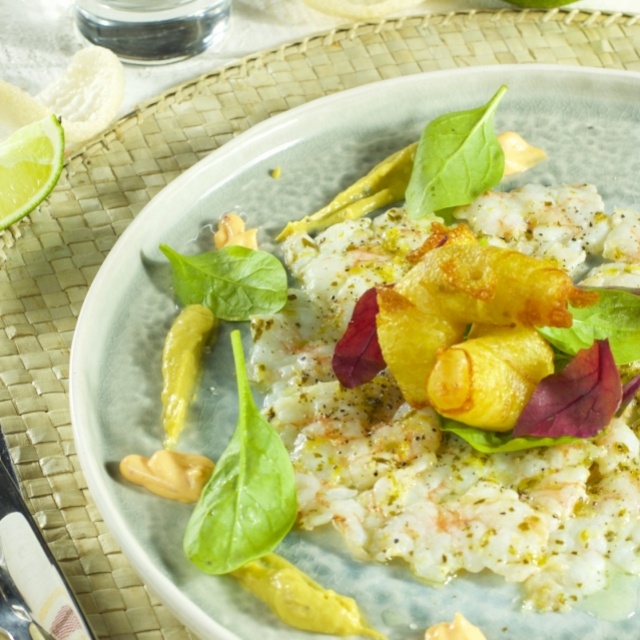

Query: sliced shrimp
left=454, top=183, right=609, bottom=275
left=601, top=208, right=640, bottom=263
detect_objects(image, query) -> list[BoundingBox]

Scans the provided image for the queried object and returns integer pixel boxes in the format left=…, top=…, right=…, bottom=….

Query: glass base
left=75, top=2, right=231, bottom=64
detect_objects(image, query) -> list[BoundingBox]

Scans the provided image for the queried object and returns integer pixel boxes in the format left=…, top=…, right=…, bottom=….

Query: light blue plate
left=70, top=65, right=640, bottom=640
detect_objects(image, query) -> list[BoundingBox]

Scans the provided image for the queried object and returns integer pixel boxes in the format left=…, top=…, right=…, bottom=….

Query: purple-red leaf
left=513, top=339, right=622, bottom=439
left=332, top=287, right=386, bottom=387
left=621, top=373, right=640, bottom=412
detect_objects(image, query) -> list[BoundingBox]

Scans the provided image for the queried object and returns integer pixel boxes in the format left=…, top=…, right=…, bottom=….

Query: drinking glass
left=75, top=0, right=232, bottom=64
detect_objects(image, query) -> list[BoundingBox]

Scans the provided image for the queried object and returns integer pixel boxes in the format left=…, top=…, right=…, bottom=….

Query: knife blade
left=0, top=435, right=19, bottom=493
left=0, top=429, right=96, bottom=639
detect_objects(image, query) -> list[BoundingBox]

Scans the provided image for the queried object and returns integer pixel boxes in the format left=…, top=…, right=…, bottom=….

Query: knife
left=0, top=429, right=96, bottom=640
left=0, top=436, right=18, bottom=493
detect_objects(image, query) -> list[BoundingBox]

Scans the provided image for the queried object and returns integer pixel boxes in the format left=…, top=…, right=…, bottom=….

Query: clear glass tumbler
left=75, top=0, right=232, bottom=64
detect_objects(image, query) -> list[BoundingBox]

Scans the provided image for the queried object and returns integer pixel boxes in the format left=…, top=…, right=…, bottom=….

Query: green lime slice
left=0, top=114, right=65, bottom=230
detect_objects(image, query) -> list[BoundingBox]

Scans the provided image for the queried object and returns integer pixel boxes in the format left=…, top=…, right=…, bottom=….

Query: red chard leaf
left=621, top=373, right=640, bottom=412
left=332, top=287, right=386, bottom=387
left=513, top=339, right=621, bottom=439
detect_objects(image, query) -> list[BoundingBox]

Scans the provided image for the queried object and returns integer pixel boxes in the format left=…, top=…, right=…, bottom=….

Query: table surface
left=1, top=0, right=639, bottom=118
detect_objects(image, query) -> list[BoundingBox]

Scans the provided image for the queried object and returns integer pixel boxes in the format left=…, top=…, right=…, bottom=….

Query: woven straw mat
left=2, top=7, right=640, bottom=640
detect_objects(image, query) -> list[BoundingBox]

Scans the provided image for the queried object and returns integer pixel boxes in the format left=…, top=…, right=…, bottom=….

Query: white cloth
left=0, top=0, right=638, bottom=118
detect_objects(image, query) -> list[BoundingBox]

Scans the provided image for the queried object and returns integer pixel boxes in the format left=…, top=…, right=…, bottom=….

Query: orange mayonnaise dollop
left=119, top=449, right=214, bottom=503
left=424, top=613, right=487, bottom=640
left=214, top=212, right=258, bottom=249
left=498, top=131, right=546, bottom=177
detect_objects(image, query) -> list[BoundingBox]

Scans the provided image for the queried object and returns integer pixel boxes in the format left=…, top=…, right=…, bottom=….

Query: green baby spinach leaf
left=440, top=419, right=579, bottom=454
left=183, top=330, right=297, bottom=575
left=538, top=288, right=640, bottom=366
left=405, top=85, right=507, bottom=220
left=160, top=244, right=288, bottom=321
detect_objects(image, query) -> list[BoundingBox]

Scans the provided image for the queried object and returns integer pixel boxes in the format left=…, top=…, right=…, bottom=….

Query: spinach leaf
left=160, top=244, right=288, bottom=321
left=183, top=330, right=297, bottom=575
left=440, top=419, right=579, bottom=454
left=538, top=288, right=640, bottom=365
left=405, top=85, right=507, bottom=220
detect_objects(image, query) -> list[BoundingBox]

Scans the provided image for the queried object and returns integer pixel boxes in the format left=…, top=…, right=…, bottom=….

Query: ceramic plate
left=70, top=65, right=640, bottom=640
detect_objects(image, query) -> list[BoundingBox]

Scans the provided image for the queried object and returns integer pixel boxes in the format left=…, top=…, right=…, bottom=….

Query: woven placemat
left=2, top=8, right=640, bottom=639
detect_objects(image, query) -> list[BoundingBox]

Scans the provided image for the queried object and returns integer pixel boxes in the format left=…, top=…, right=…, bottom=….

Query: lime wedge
left=0, top=113, right=64, bottom=230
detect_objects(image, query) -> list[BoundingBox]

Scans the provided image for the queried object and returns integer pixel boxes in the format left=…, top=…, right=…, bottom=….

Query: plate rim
left=69, top=62, right=640, bottom=640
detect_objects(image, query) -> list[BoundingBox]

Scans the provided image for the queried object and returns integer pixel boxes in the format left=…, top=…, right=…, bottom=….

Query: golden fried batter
left=375, top=225, right=598, bottom=424
left=406, top=221, right=477, bottom=265
left=397, top=240, right=598, bottom=328
left=376, top=286, right=465, bottom=407
left=426, top=325, right=554, bottom=431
